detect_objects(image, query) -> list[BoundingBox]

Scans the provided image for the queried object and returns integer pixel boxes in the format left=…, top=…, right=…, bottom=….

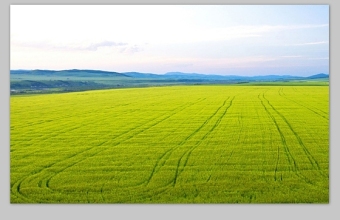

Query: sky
left=10, top=5, right=329, bottom=76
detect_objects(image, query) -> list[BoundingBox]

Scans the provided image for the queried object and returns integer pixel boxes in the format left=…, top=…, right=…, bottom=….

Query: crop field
left=10, top=85, right=329, bottom=203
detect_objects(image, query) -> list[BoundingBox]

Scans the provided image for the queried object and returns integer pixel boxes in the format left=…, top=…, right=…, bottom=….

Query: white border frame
left=2, top=1, right=338, bottom=220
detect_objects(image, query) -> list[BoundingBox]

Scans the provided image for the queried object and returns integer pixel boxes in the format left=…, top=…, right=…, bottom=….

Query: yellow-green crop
left=10, top=85, right=329, bottom=203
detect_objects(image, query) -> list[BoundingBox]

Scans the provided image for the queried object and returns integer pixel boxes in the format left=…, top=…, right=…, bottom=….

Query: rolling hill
left=10, top=69, right=329, bottom=94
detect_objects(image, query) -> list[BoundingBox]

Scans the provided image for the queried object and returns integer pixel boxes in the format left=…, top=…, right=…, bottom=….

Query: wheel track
left=12, top=108, right=143, bottom=159
left=191, top=88, right=258, bottom=186
left=99, top=98, right=211, bottom=194
left=254, top=98, right=270, bottom=178
left=262, top=92, right=326, bottom=177
left=11, top=142, right=106, bottom=203
left=79, top=88, right=274, bottom=200
left=172, top=96, right=235, bottom=186
left=278, top=87, right=328, bottom=121
left=12, top=142, right=108, bottom=203
left=11, top=97, right=206, bottom=202
left=287, top=87, right=328, bottom=115
left=221, top=100, right=245, bottom=169
left=258, top=93, right=311, bottom=183
left=42, top=98, right=207, bottom=191
left=11, top=92, right=168, bottom=131
left=258, top=93, right=282, bottom=181
left=145, top=97, right=231, bottom=187
left=11, top=90, right=170, bottom=155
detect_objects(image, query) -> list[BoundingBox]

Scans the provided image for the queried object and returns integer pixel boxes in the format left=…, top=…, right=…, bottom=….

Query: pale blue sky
left=10, top=5, right=329, bottom=76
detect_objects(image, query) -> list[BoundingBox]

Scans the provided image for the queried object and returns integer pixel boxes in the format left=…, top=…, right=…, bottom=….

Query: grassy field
left=10, top=85, right=329, bottom=203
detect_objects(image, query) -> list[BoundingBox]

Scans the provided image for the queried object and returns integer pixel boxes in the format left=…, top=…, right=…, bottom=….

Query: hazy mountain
left=306, top=73, right=329, bottom=79
left=10, top=69, right=329, bottom=81
left=122, top=72, right=160, bottom=78
left=164, top=72, right=311, bottom=81
left=10, top=69, right=329, bottom=94
left=164, top=72, right=239, bottom=80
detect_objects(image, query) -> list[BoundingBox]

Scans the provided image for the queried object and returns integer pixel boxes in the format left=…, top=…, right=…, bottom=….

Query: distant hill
left=122, top=72, right=160, bottom=78
left=163, top=72, right=310, bottom=81
left=10, top=69, right=329, bottom=82
left=10, top=69, right=329, bottom=94
left=306, top=73, right=329, bottom=79
left=164, top=72, right=239, bottom=80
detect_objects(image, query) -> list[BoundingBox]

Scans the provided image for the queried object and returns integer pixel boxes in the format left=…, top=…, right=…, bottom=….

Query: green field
left=10, top=85, right=329, bottom=203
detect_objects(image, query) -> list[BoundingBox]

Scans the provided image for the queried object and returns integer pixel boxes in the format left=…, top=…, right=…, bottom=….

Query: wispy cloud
left=279, top=55, right=329, bottom=61
left=119, top=45, right=144, bottom=54
left=230, top=24, right=328, bottom=33
left=307, top=57, right=329, bottom=60
left=290, top=41, right=329, bottom=46
left=281, top=55, right=303, bottom=58
left=86, top=41, right=127, bottom=51
left=157, top=56, right=279, bottom=68
left=11, top=40, right=141, bottom=52
left=286, top=24, right=328, bottom=29
left=173, top=24, right=329, bottom=43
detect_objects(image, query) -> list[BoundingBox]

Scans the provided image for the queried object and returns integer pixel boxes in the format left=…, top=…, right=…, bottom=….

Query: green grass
left=10, top=85, right=329, bottom=203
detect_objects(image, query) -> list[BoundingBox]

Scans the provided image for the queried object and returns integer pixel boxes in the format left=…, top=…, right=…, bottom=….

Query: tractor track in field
left=11, top=97, right=206, bottom=202
left=259, top=91, right=325, bottom=183
left=108, top=88, right=257, bottom=190
left=11, top=143, right=109, bottom=203
left=204, top=115, right=241, bottom=183
left=43, top=98, right=206, bottom=190
left=254, top=98, right=270, bottom=178
left=86, top=87, right=327, bottom=202
left=12, top=108, right=144, bottom=159
left=206, top=110, right=242, bottom=183
left=224, top=114, right=242, bottom=164
left=10, top=93, right=167, bottom=131
left=100, top=174, right=118, bottom=203
left=278, top=88, right=328, bottom=121
left=258, top=93, right=281, bottom=181
left=170, top=89, right=260, bottom=187
left=172, top=96, right=235, bottom=186
left=258, top=93, right=312, bottom=183
left=290, top=87, right=329, bottom=115
left=262, top=92, right=326, bottom=178
left=204, top=89, right=257, bottom=184
left=144, top=97, right=233, bottom=187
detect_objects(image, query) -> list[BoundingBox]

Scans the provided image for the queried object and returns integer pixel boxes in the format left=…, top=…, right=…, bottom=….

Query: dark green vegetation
left=10, top=85, right=329, bottom=203
left=10, top=69, right=329, bottom=94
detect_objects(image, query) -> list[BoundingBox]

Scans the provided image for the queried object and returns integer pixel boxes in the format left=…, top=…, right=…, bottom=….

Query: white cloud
left=290, top=41, right=329, bottom=46
left=86, top=41, right=127, bottom=51
left=307, top=57, right=329, bottom=60
left=281, top=55, right=303, bottom=58
left=127, top=24, right=329, bottom=45
left=11, top=39, right=147, bottom=55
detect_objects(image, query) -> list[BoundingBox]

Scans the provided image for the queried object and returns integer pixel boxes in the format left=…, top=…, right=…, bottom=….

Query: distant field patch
left=10, top=85, right=329, bottom=203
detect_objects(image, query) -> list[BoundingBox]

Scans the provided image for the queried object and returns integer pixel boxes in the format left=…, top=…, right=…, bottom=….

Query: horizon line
left=10, top=69, right=329, bottom=77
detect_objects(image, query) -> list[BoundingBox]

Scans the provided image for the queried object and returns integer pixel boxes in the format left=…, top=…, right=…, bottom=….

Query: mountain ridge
left=11, top=69, right=329, bottom=80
